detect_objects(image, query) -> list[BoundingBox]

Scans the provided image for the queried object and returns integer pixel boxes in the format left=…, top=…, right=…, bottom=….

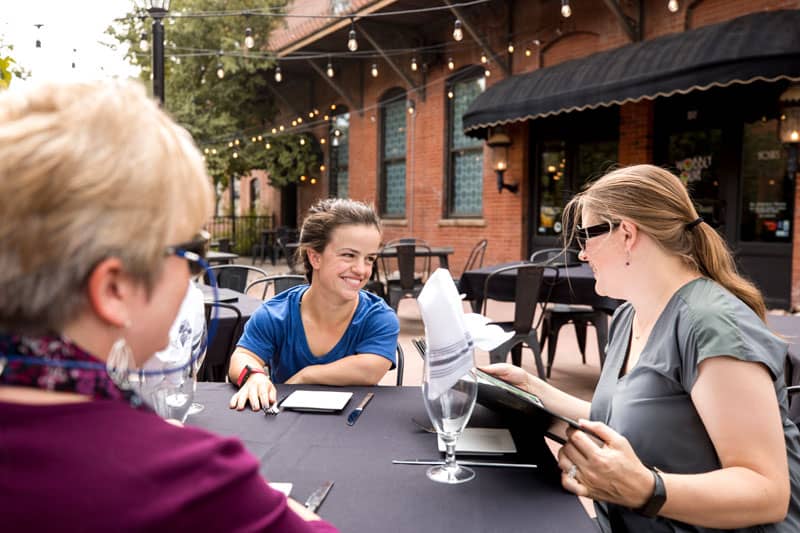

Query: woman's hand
left=478, top=363, right=535, bottom=394
left=229, top=372, right=277, bottom=411
left=557, top=419, right=654, bottom=508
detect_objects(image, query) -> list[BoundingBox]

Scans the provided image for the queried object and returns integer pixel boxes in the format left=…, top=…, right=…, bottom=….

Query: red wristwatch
left=237, top=365, right=267, bottom=388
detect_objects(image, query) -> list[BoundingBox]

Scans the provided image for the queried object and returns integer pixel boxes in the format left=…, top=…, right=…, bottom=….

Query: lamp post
left=144, top=0, right=170, bottom=105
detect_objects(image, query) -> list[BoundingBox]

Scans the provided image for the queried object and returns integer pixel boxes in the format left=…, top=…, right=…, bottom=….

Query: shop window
left=667, top=129, right=724, bottom=228
left=536, top=139, right=617, bottom=236
left=740, top=118, right=791, bottom=242
left=446, top=68, right=485, bottom=217
left=329, top=110, right=349, bottom=198
left=379, top=89, right=406, bottom=217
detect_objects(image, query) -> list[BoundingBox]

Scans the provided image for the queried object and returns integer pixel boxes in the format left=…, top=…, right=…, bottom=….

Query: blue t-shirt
left=237, top=285, right=400, bottom=383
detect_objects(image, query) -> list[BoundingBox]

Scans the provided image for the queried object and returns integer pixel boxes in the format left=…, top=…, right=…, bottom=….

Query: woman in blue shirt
left=228, top=199, right=399, bottom=411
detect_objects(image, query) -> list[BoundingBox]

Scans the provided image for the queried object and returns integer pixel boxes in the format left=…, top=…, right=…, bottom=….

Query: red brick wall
left=619, top=101, right=655, bottom=165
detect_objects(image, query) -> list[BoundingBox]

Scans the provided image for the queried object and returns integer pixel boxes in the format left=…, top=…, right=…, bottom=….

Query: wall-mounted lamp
left=486, top=127, right=518, bottom=193
left=779, top=84, right=800, bottom=144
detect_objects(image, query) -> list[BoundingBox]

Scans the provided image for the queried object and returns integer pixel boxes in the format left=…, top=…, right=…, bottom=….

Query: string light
left=274, top=65, right=282, bottom=82
left=244, top=27, right=255, bottom=49
left=447, top=57, right=455, bottom=70
left=411, top=57, right=418, bottom=71
left=271, top=127, right=277, bottom=134
left=291, top=119, right=297, bottom=126
left=507, top=42, right=514, bottom=53
left=139, top=31, right=149, bottom=52
left=232, top=151, right=238, bottom=158
left=300, top=137, right=306, bottom=145
left=216, top=62, right=225, bottom=79
left=347, top=19, right=358, bottom=51
left=447, top=90, right=454, bottom=99
left=265, top=142, right=271, bottom=149
left=326, top=59, right=335, bottom=77
left=561, top=0, right=572, bottom=18
left=297, top=117, right=303, bottom=124
left=667, top=0, right=679, bottom=12
left=452, top=19, right=463, bottom=41
left=480, top=53, right=488, bottom=64
left=371, top=63, right=378, bottom=77
left=484, top=68, right=491, bottom=77
left=308, top=111, right=315, bottom=118
left=310, top=177, right=317, bottom=185
left=406, top=99, right=415, bottom=114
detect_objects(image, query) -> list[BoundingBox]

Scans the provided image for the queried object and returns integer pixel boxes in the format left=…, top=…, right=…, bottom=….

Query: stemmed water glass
left=186, top=322, right=208, bottom=416
left=421, top=345, right=478, bottom=484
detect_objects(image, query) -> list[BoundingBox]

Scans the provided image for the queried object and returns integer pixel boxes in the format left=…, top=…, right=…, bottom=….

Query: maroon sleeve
left=139, top=424, right=339, bottom=533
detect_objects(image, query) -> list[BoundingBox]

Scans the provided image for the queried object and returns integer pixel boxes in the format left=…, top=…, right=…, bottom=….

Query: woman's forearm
left=527, top=374, right=591, bottom=423
left=287, top=354, right=389, bottom=386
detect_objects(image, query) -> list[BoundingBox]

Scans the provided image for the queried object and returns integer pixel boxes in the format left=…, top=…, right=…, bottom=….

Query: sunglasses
left=574, top=221, right=620, bottom=250
left=165, top=230, right=210, bottom=276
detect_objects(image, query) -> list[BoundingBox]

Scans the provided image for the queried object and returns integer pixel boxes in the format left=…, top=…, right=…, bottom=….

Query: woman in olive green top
left=484, top=165, right=800, bottom=532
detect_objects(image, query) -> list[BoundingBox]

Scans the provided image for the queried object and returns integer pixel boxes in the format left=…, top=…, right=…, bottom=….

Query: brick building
left=245, top=0, right=800, bottom=309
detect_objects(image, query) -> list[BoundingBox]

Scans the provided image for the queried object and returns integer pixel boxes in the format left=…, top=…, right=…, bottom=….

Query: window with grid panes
left=447, top=69, right=485, bottom=217
left=380, top=91, right=407, bottom=217
left=329, top=111, right=350, bottom=198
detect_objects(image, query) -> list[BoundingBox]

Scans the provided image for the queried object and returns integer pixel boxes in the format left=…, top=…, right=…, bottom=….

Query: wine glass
left=139, top=348, right=195, bottom=423
left=186, top=322, right=208, bottom=416
left=421, top=345, right=478, bottom=484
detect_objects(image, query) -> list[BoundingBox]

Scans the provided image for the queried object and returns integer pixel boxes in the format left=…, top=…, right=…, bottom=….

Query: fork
left=263, top=393, right=288, bottom=416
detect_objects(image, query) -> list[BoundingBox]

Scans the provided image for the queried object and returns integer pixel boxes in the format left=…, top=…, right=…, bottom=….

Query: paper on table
left=280, top=390, right=353, bottom=412
left=437, top=427, right=517, bottom=455
left=269, top=483, right=293, bottom=497
left=417, top=268, right=476, bottom=399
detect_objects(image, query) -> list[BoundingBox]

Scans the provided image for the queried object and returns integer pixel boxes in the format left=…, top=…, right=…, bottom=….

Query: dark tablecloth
left=461, top=262, right=623, bottom=313
left=189, top=383, right=597, bottom=533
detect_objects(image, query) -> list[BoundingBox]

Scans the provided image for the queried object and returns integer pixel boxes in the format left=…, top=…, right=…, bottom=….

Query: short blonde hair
left=0, top=81, right=214, bottom=333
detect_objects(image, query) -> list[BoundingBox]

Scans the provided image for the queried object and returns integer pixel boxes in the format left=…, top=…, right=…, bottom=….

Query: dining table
left=189, top=383, right=598, bottom=533
left=460, top=261, right=623, bottom=314
left=206, top=250, right=240, bottom=265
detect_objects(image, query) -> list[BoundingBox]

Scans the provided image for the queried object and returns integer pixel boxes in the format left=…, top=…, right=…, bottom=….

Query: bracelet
left=236, top=364, right=267, bottom=388
left=634, top=467, right=667, bottom=518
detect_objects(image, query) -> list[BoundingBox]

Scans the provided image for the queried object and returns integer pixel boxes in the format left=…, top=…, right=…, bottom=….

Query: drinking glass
left=421, top=346, right=478, bottom=484
left=140, top=353, right=195, bottom=423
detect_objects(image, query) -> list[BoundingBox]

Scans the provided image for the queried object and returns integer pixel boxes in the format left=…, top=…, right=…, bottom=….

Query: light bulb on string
left=265, top=142, right=271, bottom=149
left=447, top=90, right=454, bottom=99
left=484, top=68, right=491, bottom=77
left=310, top=178, right=317, bottom=185
left=139, top=31, right=149, bottom=52
left=309, top=111, right=315, bottom=118
left=447, top=57, right=455, bottom=71
left=291, top=120, right=297, bottom=127
left=347, top=20, right=358, bottom=52
left=274, top=65, right=282, bottom=82
left=406, top=100, right=415, bottom=115
left=271, top=127, right=277, bottom=134
left=279, top=125, right=284, bottom=132
left=667, top=0, right=679, bottom=12
left=232, top=151, right=238, bottom=159
left=234, top=139, right=240, bottom=146
left=507, top=42, right=515, bottom=53
left=480, top=54, right=488, bottom=64
left=371, top=63, right=378, bottom=78
left=411, top=57, right=418, bottom=72
left=300, top=137, right=306, bottom=146
left=244, top=27, right=255, bottom=49
left=326, top=60, right=334, bottom=78
left=297, top=117, right=303, bottom=124
left=452, top=19, right=463, bottom=41
left=561, top=0, right=572, bottom=18
left=216, top=62, right=225, bottom=79
left=524, top=47, right=532, bottom=57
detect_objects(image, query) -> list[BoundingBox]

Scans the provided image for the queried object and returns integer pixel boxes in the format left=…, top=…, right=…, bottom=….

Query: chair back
left=203, top=301, right=243, bottom=381
left=411, top=337, right=427, bottom=359
left=206, top=265, right=268, bottom=293
left=529, top=248, right=581, bottom=267
left=462, top=239, right=488, bottom=273
left=245, top=274, right=307, bottom=299
left=394, top=344, right=405, bottom=386
left=380, top=238, right=432, bottom=291
left=482, top=263, right=545, bottom=334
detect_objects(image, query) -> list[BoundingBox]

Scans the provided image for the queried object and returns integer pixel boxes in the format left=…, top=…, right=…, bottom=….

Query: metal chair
left=245, top=274, right=307, bottom=299
left=205, top=264, right=268, bottom=293
left=202, top=302, right=243, bottom=382
left=393, top=344, right=405, bottom=386
left=482, top=263, right=547, bottom=379
left=271, top=226, right=298, bottom=265
left=379, top=239, right=432, bottom=312
left=412, top=337, right=426, bottom=359
left=530, top=248, right=608, bottom=378
left=455, top=239, right=488, bottom=295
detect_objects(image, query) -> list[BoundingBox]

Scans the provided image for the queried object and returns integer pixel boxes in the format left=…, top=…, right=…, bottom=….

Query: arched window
left=446, top=66, right=485, bottom=217
left=329, top=106, right=349, bottom=198
left=379, top=88, right=407, bottom=217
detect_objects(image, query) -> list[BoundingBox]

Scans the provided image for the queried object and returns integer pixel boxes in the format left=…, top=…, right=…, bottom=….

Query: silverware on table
left=411, top=417, right=437, bottom=433
left=346, top=392, right=374, bottom=426
left=263, top=393, right=289, bottom=416
left=392, top=459, right=537, bottom=469
left=304, top=480, right=334, bottom=513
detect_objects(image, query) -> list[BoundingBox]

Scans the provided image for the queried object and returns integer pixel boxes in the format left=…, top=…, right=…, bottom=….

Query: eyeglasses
left=574, top=221, right=620, bottom=250
left=165, top=230, right=210, bottom=276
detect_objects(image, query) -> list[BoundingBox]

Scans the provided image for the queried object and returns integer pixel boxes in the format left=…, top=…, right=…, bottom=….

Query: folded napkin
left=417, top=269, right=477, bottom=399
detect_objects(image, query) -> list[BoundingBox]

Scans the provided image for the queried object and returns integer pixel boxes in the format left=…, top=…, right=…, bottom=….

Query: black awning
left=463, top=9, right=800, bottom=138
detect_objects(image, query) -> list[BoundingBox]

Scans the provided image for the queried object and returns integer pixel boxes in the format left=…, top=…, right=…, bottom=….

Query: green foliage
left=0, top=56, right=14, bottom=89
left=262, top=134, right=321, bottom=187
left=0, top=38, right=29, bottom=89
left=107, top=0, right=300, bottom=201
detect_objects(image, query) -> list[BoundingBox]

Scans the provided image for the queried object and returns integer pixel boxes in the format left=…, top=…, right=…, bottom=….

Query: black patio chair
left=379, top=239, right=432, bottom=312
left=245, top=274, right=307, bottom=299
left=455, top=238, right=488, bottom=295
left=205, top=264, right=268, bottom=294
left=271, top=226, right=298, bottom=265
left=482, top=263, right=547, bottom=379
left=393, top=344, right=405, bottom=386
left=201, top=302, right=243, bottom=382
left=530, top=248, right=608, bottom=378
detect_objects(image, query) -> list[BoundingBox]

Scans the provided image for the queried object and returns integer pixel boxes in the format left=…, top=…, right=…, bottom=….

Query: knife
left=303, top=480, right=334, bottom=513
left=392, top=459, right=537, bottom=469
left=346, top=392, right=374, bottom=426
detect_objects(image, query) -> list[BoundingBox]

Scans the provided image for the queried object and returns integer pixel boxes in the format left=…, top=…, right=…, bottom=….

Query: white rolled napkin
left=417, top=269, right=477, bottom=399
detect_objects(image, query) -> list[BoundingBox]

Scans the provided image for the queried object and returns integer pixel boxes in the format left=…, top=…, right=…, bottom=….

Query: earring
left=106, top=338, right=134, bottom=390
left=625, top=250, right=631, bottom=267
